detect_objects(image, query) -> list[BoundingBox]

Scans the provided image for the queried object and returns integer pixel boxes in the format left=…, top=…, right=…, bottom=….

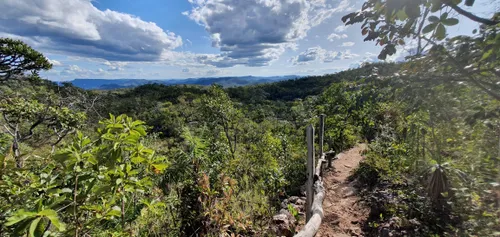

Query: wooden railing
left=294, top=114, right=334, bottom=237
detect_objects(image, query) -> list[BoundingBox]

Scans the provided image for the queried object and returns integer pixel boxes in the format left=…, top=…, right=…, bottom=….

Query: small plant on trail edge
left=287, top=204, right=300, bottom=220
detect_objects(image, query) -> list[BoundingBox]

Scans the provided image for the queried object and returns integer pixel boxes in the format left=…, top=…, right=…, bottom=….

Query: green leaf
left=13, top=219, right=35, bottom=235
left=481, top=49, right=494, bottom=61
left=29, top=217, right=41, bottom=237
left=440, top=12, right=448, bottom=20
left=6, top=210, right=37, bottom=226
left=431, top=0, right=442, bottom=12
left=435, top=23, right=446, bottom=40
left=442, top=18, right=459, bottom=26
left=152, top=163, right=169, bottom=172
left=107, top=206, right=122, bottom=217
left=46, top=215, right=65, bottom=231
left=396, top=10, right=407, bottom=20
left=423, top=23, right=437, bottom=34
left=38, top=209, right=65, bottom=231
left=131, top=156, right=146, bottom=164
left=428, top=16, right=440, bottom=23
left=87, top=155, right=98, bottom=165
left=465, top=0, right=475, bottom=6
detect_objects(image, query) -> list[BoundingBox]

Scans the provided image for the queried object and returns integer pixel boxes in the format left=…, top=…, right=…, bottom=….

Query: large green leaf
left=442, top=18, right=459, bottom=26
left=38, top=209, right=66, bottom=231
left=131, top=156, right=146, bottom=164
left=28, top=217, right=41, bottom=237
left=5, top=209, right=37, bottom=226
left=428, top=15, right=440, bottom=23
left=423, top=23, right=437, bottom=34
left=107, top=206, right=122, bottom=217
left=435, top=23, right=446, bottom=40
left=431, top=0, right=442, bottom=12
left=440, top=12, right=448, bottom=20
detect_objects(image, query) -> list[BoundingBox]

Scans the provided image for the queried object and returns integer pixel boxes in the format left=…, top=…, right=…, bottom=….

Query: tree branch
left=421, top=36, right=500, bottom=100
left=445, top=1, right=499, bottom=26
left=417, top=8, right=430, bottom=55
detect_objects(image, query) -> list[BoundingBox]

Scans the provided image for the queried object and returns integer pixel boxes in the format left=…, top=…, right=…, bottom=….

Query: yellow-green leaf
left=5, top=210, right=37, bottom=226
left=29, top=217, right=41, bottom=237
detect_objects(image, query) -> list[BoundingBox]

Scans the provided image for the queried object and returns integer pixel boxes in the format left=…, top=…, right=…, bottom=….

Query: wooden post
left=319, top=114, right=327, bottom=167
left=306, top=125, right=315, bottom=222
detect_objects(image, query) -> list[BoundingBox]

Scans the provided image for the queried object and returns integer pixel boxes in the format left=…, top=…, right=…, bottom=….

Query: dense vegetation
left=0, top=0, right=499, bottom=236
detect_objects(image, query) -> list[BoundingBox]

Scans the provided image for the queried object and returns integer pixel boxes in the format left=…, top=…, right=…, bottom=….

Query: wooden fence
left=294, top=114, right=333, bottom=237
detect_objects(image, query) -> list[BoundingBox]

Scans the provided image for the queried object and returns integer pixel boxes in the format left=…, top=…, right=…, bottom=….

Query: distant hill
left=63, top=75, right=300, bottom=90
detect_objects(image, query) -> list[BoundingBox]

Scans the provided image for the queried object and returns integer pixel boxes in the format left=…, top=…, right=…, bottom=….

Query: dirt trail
left=316, top=144, right=369, bottom=237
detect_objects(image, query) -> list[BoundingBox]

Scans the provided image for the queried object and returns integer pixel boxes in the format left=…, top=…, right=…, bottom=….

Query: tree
left=2, top=115, right=168, bottom=236
left=0, top=38, right=52, bottom=80
left=0, top=97, right=86, bottom=168
left=342, top=0, right=500, bottom=100
left=199, top=85, right=242, bottom=159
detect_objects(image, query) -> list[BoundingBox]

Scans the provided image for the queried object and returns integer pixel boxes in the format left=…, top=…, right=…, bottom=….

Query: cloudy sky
left=0, top=0, right=495, bottom=81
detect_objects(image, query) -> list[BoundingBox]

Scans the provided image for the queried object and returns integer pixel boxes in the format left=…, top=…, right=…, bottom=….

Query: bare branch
left=445, top=1, right=499, bottom=25
left=417, top=8, right=430, bottom=55
left=3, top=125, right=14, bottom=137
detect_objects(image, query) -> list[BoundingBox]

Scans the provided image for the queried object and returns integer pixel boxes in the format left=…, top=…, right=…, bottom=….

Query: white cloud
left=340, top=41, right=355, bottom=47
left=327, top=33, right=348, bottom=41
left=185, top=0, right=355, bottom=67
left=48, top=59, right=63, bottom=66
left=290, top=46, right=359, bottom=65
left=309, top=0, right=356, bottom=26
left=0, top=0, right=182, bottom=61
left=334, top=24, right=349, bottom=32
left=68, top=65, right=82, bottom=72
left=103, top=61, right=128, bottom=71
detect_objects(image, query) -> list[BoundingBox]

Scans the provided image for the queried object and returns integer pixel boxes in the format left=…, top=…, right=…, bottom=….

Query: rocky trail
left=273, top=144, right=370, bottom=237
left=316, top=144, right=369, bottom=237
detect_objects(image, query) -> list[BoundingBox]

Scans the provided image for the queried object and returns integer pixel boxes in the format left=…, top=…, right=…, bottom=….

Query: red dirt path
left=316, top=144, right=369, bottom=237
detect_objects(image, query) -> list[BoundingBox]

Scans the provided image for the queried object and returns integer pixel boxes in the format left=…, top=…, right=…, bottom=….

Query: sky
left=0, top=0, right=496, bottom=81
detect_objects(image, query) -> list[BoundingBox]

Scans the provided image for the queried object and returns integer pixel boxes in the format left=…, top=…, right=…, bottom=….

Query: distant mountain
left=63, top=75, right=300, bottom=90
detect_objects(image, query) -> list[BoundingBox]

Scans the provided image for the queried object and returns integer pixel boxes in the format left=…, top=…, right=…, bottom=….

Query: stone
left=409, top=218, right=421, bottom=226
left=331, top=219, right=341, bottom=225
left=288, top=196, right=300, bottom=203
left=389, top=216, right=401, bottom=227
left=341, top=186, right=357, bottom=198
left=272, top=212, right=296, bottom=237
left=348, top=227, right=361, bottom=236
left=380, top=227, right=390, bottom=237
left=295, top=198, right=306, bottom=206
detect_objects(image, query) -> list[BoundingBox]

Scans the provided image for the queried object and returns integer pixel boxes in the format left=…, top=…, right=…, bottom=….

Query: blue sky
left=0, top=0, right=496, bottom=81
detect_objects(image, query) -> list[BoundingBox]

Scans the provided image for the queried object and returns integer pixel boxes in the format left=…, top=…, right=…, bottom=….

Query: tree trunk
left=13, top=138, right=22, bottom=168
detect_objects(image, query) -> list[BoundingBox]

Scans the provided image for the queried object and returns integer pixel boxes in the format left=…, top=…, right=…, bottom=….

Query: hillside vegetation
left=0, top=0, right=499, bottom=236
